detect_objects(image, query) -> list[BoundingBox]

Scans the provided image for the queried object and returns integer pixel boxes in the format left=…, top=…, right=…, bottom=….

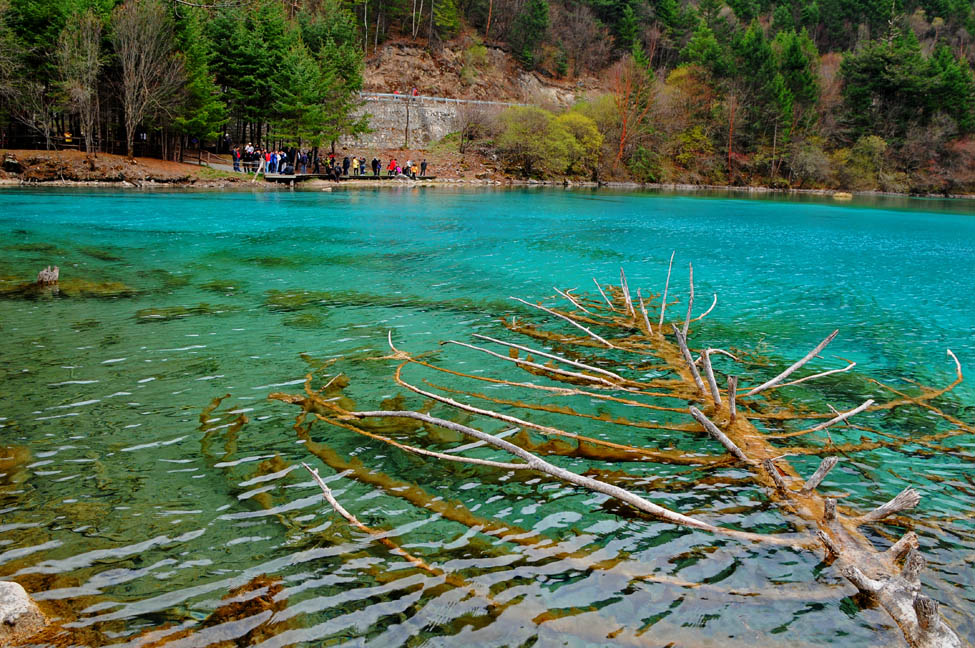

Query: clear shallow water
left=0, top=186, right=973, bottom=647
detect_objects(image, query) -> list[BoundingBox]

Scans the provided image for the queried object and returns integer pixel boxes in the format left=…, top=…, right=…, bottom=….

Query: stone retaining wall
left=339, top=97, right=504, bottom=149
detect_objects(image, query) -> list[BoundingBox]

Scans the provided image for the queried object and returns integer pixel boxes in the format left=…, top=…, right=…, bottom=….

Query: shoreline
left=3, top=149, right=973, bottom=200
left=3, top=175, right=974, bottom=201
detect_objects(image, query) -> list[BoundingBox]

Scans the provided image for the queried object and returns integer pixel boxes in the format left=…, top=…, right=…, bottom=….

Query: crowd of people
left=230, top=144, right=429, bottom=180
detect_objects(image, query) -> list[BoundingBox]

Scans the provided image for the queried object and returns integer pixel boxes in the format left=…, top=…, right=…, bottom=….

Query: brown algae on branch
left=271, top=261, right=972, bottom=648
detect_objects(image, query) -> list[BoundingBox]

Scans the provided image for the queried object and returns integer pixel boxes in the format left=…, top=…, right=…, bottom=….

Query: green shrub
left=627, top=146, right=662, bottom=182
left=494, top=106, right=602, bottom=178
left=674, top=126, right=713, bottom=168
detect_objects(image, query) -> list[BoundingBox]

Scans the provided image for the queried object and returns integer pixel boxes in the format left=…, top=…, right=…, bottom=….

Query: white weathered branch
left=804, top=400, right=874, bottom=434
left=702, top=349, right=723, bottom=406
left=672, top=324, right=708, bottom=398
left=799, top=456, right=839, bottom=496
left=620, top=267, right=634, bottom=317
left=446, top=339, right=619, bottom=388
left=554, top=287, right=592, bottom=314
left=885, top=531, right=918, bottom=562
left=745, top=330, right=840, bottom=396
left=689, top=406, right=751, bottom=463
left=728, top=376, right=738, bottom=422
left=766, top=361, right=857, bottom=391
left=317, top=414, right=528, bottom=471
left=592, top=278, right=615, bottom=311
left=347, top=408, right=795, bottom=544
left=946, top=349, right=962, bottom=381
left=682, top=263, right=694, bottom=336
left=510, top=296, right=615, bottom=348
left=303, top=463, right=367, bottom=531
left=858, top=487, right=921, bottom=524
left=840, top=564, right=884, bottom=594
left=658, top=250, right=675, bottom=328
left=471, top=334, right=624, bottom=381
left=689, top=294, right=717, bottom=323
left=637, top=289, right=653, bottom=335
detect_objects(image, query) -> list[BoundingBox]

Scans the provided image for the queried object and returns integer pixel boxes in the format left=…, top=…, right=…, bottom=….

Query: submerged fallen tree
left=272, top=259, right=973, bottom=648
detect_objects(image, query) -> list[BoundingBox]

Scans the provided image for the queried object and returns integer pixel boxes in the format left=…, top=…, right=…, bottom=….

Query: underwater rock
left=78, top=246, right=124, bottom=262
left=200, top=279, right=245, bottom=294
left=283, top=312, right=325, bottom=329
left=0, top=277, right=137, bottom=300
left=0, top=581, right=47, bottom=644
left=136, top=302, right=237, bottom=321
left=264, top=289, right=331, bottom=312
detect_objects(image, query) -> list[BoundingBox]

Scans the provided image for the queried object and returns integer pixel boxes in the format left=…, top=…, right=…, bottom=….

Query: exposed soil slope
left=362, top=34, right=601, bottom=107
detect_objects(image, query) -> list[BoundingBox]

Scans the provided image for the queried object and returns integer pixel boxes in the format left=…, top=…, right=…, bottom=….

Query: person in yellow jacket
left=351, top=156, right=360, bottom=176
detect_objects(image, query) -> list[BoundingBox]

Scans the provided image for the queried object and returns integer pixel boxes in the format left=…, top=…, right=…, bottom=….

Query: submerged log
left=273, top=262, right=971, bottom=648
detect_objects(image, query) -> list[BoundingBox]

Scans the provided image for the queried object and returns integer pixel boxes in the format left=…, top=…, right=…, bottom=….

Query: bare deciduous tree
left=454, top=102, right=492, bottom=153
left=611, top=55, right=655, bottom=168
left=57, top=10, right=102, bottom=154
left=111, top=0, right=184, bottom=159
left=547, top=3, right=611, bottom=77
left=13, top=81, right=59, bottom=150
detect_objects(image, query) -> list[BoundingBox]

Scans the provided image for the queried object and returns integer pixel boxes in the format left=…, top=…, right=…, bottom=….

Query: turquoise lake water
left=0, top=186, right=973, bottom=647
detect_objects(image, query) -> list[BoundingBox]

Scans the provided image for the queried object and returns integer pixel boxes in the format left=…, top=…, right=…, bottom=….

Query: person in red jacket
left=387, top=158, right=396, bottom=177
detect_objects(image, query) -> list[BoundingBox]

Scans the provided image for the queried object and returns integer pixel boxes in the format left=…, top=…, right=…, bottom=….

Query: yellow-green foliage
left=833, top=135, right=887, bottom=189
left=554, top=111, right=603, bottom=174
left=464, top=43, right=488, bottom=68
left=495, top=105, right=602, bottom=178
left=461, top=43, right=489, bottom=86
left=674, top=126, right=713, bottom=167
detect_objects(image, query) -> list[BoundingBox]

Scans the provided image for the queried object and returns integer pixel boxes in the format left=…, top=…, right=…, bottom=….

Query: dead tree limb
left=702, top=349, right=723, bottom=406
left=510, top=296, right=615, bottom=348
left=592, top=278, right=616, bottom=311
left=745, top=330, right=840, bottom=396
left=672, top=324, right=708, bottom=398
left=658, top=250, right=675, bottom=329
left=554, top=286, right=592, bottom=314
left=799, top=457, right=839, bottom=496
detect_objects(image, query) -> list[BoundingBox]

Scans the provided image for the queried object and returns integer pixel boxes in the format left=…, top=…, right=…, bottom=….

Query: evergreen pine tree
left=174, top=7, right=226, bottom=147
left=681, top=20, right=728, bottom=76
left=509, top=0, right=548, bottom=68
left=272, top=41, right=327, bottom=146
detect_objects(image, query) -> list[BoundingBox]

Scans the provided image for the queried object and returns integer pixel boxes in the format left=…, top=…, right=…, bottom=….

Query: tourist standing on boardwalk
left=420, top=159, right=427, bottom=177
left=351, top=156, right=359, bottom=176
left=232, top=147, right=241, bottom=172
left=372, top=157, right=380, bottom=176
left=387, top=158, right=396, bottom=176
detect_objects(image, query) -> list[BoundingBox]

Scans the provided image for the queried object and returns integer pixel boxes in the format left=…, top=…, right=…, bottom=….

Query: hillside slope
left=361, top=35, right=602, bottom=106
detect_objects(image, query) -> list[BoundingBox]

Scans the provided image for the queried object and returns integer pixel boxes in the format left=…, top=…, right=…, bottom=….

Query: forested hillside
left=1, top=0, right=974, bottom=191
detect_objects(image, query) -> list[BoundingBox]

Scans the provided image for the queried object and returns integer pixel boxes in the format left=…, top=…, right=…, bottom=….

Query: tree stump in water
left=36, top=265, right=59, bottom=285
